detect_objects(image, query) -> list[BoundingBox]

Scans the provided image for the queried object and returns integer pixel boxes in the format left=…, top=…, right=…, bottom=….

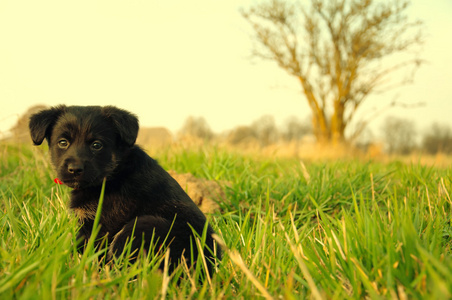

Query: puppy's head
left=29, top=105, right=139, bottom=189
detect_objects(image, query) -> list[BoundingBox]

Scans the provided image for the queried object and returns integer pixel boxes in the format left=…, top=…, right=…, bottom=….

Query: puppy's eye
left=91, top=141, right=103, bottom=151
left=58, top=139, right=69, bottom=149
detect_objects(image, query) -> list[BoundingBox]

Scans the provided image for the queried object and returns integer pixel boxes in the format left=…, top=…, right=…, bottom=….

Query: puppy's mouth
left=57, top=175, right=103, bottom=189
left=61, top=179, right=85, bottom=189
left=57, top=178, right=86, bottom=189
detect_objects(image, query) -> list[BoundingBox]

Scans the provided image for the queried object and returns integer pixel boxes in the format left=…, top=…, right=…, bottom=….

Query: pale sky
left=0, top=0, right=451, bottom=140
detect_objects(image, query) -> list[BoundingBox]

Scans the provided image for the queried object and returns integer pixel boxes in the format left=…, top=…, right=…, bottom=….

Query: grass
left=1, top=142, right=452, bottom=299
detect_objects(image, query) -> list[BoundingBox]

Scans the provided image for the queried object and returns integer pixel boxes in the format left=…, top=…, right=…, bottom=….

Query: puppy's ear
left=29, top=105, right=66, bottom=145
left=102, top=106, right=139, bottom=147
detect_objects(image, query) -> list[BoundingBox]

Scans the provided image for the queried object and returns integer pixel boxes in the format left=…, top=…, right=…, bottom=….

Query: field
left=1, top=142, right=452, bottom=299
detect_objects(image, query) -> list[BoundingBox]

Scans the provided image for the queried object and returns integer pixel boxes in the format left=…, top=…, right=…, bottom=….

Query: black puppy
left=29, top=105, right=220, bottom=275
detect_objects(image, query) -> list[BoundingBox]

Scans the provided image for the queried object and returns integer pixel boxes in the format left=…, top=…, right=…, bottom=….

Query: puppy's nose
left=68, top=163, right=84, bottom=176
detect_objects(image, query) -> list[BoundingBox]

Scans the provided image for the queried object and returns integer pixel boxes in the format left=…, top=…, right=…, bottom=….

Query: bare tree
left=282, top=115, right=312, bottom=141
left=227, top=125, right=256, bottom=145
left=251, top=115, right=279, bottom=146
left=178, top=116, right=214, bottom=140
left=242, top=0, right=423, bottom=145
left=380, top=116, right=417, bottom=154
left=422, top=123, right=452, bottom=154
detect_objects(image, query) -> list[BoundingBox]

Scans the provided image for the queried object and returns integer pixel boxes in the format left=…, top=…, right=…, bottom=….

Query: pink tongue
left=54, top=178, right=63, bottom=185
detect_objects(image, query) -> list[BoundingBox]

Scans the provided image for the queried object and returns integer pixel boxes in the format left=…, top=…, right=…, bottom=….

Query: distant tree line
left=178, top=115, right=311, bottom=147
left=179, top=114, right=452, bottom=155
left=377, top=116, right=452, bottom=155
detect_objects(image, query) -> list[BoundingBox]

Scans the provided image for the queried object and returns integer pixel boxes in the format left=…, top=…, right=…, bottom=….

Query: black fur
left=29, top=105, right=220, bottom=275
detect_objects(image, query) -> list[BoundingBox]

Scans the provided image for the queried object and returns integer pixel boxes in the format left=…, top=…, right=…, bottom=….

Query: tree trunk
left=312, top=112, right=330, bottom=145
left=330, top=100, right=346, bottom=145
left=298, top=76, right=331, bottom=144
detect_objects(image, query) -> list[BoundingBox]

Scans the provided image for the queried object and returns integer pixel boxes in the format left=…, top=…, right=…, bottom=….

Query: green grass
left=1, top=142, right=452, bottom=299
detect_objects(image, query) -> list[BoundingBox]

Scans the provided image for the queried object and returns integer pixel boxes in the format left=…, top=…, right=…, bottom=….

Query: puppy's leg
left=108, top=216, right=216, bottom=277
left=108, top=216, right=179, bottom=266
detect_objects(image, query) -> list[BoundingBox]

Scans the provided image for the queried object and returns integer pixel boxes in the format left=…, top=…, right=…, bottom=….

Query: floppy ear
left=29, top=105, right=67, bottom=145
left=102, top=106, right=139, bottom=147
